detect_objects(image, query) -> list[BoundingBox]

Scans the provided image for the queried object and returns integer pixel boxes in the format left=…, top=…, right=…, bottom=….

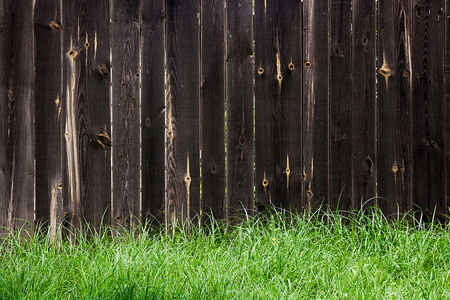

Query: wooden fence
left=1, top=0, right=450, bottom=232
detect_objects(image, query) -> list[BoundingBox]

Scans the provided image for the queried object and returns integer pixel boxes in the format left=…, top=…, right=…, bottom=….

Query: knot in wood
left=304, top=61, right=311, bottom=68
left=49, top=21, right=61, bottom=32
left=288, top=63, right=295, bottom=71
left=258, top=67, right=264, bottom=76
left=68, top=49, right=77, bottom=59
left=262, top=179, right=269, bottom=188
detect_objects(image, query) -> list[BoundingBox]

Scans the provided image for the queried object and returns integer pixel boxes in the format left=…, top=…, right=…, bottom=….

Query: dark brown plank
left=62, top=0, right=111, bottom=228
left=351, top=0, right=377, bottom=209
left=377, top=0, right=413, bottom=217
left=111, top=0, right=140, bottom=227
left=254, top=0, right=279, bottom=209
left=201, top=0, right=225, bottom=219
left=34, top=0, right=63, bottom=234
left=0, top=0, right=10, bottom=233
left=329, top=0, right=352, bottom=211
left=255, top=0, right=302, bottom=211
left=446, top=0, right=450, bottom=219
left=0, top=0, right=35, bottom=232
left=166, top=0, right=200, bottom=223
left=302, top=0, right=329, bottom=210
left=141, top=0, right=166, bottom=226
left=412, top=0, right=446, bottom=220
left=226, top=0, right=254, bottom=219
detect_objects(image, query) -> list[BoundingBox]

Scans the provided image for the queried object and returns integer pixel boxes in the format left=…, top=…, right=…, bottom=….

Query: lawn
left=1, top=208, right=450, bottom=299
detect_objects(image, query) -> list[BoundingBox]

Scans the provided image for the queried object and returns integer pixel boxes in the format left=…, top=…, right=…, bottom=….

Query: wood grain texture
left=166, top=0, right=200, bottom=223
left=302, top=0, right=329, bottom=210
left=446, top=0, right=450, bottom=220
left=255, top=0, right=278, bottom=209
left=255, top=0, right=302, bottom=211
left=329, top=0, right=352, bottom=211
left=112, top=0, right=140, bottom=227
left=0, top=0, right=35, bottom=231
left=141, top=0, right=166, bottom=226
left=226, top=0, right=254, bottom=219
left=412, top=0, right=446, bottom=220
left=34, top=0, right=63, bottom=232
left=377, top=0, right=413, bottom=216
left=352, top=0, right=377, bottom=209
left=62, top=0, right=111, bottom=228
left=0, top=0, right=10, bottom=233
left=201, top=0, right=225, bottom=219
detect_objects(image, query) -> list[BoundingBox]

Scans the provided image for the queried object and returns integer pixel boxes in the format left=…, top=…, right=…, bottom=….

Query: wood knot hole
left=392, top=163, right=398, bottom=173
left=277, top=75, right=283, bottom=81
left=262, top=179, right=269, bottom=188
left=306, top=190, right=313, bottom=198
left=362, top=36, right=368, bottom=46
left=288, top=63, right=295, bottom=71
left=115, top=214, right=121, bottom=222
left=258, top=67, right=264, bottom=75
left=286, top=168, right=291, bottom=175
left=167, top=131, right=173, bottom=139
left=239, top=136, right=246, bottom=145
left=379, top=66, right=391, bottom=78
left=99, top=66, right=109, bottom=78
left=365, top=156, right=374, bottom=175
left=68, top=50, right=77, bottom=59
left=304, top=61, right=311, bottom=68
left=403, top=71, right=410, bottom=78
left=96, top=132, right=111, bottom=149
left=49, top=21, right=61, bottom=32
left=145, top=117, right=151, bottom=127
left=185, top=175, right=191, bottom=184
left=84, top=41, right=89, bottom=48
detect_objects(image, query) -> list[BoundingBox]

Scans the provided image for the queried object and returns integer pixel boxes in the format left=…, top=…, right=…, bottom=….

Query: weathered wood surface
left=166, top=0, right=200, bottom=223
left=141, top=0, right=166, bottom=225
left=302, top=0, right=329, bottom=210
left=34, top=0, right=63, bottom=233
left=255, top=0, right=302, bottom=211
left=377, top=0, right=413, bottom=216
left=412, top=0, right=446, bottom=220
left=111, top=0, right=140, bottom=227
left=226, top=0, right=254, bottom=219
left=201, top=0, right=226, bottom=220
left=446, top=0, right=450, bottom=219
left=0, top=0, right=35, bottom=232
left=0, top=0, right=9, bottom=233
left=329, top=0, right=352, bottom=210
left=351, top=0, right=377, bottom=209
left=62, top=0, right=111, bottom=228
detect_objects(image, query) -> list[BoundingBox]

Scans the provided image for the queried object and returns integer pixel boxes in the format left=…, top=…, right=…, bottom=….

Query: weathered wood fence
left=1, top=0, right=450, bottom=231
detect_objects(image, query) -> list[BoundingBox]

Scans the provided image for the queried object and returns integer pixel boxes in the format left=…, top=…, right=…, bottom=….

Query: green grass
left=1, top=208, right=450, bottom=299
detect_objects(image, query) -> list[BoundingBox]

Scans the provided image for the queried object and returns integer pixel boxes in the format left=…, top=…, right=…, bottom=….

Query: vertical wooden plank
left=141, top=1, right=166, bottom=225
left=377, top=0, right=413, bottom=216
left=226, top=0, right=254, bottom=218
left=352, top=0, right=377, bottom=209
left=34, top=0, right=63, bottom=234
left=255, top=0, right=302, bottom=211
left=254, top=0, right=278, bottom=209
left=166, top=0, right=200, bottom=223
left=302, top=0, right=329, bottom=210
left=62, top=0, right=111, bottom=228
left=201, top=0, right=225, bottom=219
left=0, top=0, right=35, bottom=231
left=329, top=0, right=352, bottom=210
left=412, top=0, right=446, bottom=220
left=111, top=0, right=140, bottom=227
left=446, top=0, right=450, bottom=219
left=0, top=0, right=10, bottom=232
